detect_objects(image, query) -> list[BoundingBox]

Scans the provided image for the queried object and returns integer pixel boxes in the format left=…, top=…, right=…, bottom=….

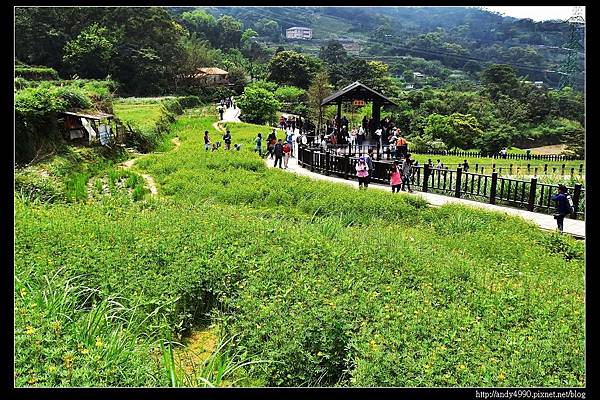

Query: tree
left=475, top=124, right=515, bottom=155
left=62, top=23, right=117, bottom=78
left=307, top=71, right=333, bottom=134
left=237, top=86, right=281, bottom=125
left=480, top=64, right=521, bottom=100
left=180, top=10, right=218, bottom=46
left=268, top=50, right=321, bottom=89
left=254, top=18, right=281, bottom=42
left=319, top=40, right=348, bottom=65
left=241, top=28, right=258, bottom=45
left=216, top=15, right=243, bottom=49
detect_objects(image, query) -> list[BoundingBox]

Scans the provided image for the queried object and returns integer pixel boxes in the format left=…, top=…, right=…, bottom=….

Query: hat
left=359, top=156, right=365, bottom=161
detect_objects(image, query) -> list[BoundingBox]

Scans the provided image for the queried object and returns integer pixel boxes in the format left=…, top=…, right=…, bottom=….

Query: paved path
left=220, top=105, right=241, bottom=122
left=265, top=156, right=585, bottom=239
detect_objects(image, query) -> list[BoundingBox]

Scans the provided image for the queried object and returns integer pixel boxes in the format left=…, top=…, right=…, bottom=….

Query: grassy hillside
left=15, top=109, right=585, bottom=387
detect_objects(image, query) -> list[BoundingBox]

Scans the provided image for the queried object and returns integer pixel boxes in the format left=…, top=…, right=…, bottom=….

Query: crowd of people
left=216, top=96, right=236, bottom=121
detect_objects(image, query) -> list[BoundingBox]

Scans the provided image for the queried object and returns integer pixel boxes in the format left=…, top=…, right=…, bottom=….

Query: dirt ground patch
left=530, top=144, right=567, bottom=155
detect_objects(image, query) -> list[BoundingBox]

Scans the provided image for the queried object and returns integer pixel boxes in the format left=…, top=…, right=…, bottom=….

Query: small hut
left=193, top=67, right=229, bottom=85
left=61, top=110, right=117, bottom=146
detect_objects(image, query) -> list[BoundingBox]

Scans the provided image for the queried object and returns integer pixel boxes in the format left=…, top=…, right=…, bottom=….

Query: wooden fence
left=318, top=142, right=585, bottom=176
left=297, top=145, right=585, bottom=221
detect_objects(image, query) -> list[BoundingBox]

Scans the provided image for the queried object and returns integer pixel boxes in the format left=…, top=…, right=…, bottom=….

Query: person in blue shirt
left=551, top=184, right=573, bottom=233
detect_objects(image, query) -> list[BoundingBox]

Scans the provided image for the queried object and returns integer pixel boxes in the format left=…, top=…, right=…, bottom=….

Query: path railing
left=315, top=143, right=585, bottom=176
left=297, top=145, right=585, bottom=221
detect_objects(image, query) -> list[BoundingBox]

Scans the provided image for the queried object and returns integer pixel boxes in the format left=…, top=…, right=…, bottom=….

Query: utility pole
left=559, top=6, right=585, bottom=90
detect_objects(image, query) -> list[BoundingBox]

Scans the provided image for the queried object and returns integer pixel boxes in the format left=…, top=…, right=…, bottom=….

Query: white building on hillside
left=286, top=27, right=312, bottom=40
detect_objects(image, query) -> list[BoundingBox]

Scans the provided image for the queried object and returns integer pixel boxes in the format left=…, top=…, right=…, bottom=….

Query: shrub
left=15, top=66, right=60, bottom=81
left=236, top=87, right=281, bottom=125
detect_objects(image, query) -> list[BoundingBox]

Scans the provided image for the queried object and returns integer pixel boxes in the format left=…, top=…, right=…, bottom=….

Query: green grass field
left=113, top=100, right=165, bottom=131
left=15, top=108, right=585, bottom=387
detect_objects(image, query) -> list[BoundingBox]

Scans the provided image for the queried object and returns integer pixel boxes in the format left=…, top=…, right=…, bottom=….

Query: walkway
left=265, top=156, right=585, bottom=239
left=220, top=105, right=241, bottom=122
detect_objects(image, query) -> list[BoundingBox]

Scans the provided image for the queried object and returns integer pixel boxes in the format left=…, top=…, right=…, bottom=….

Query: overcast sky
left=480, top=6, right=584, bottom=22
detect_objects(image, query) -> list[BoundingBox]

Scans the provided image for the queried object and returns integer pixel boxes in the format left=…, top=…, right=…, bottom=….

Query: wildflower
left=81, top=348, right=89, bottom=355
left=52, top=320, right=61, bottom=333
left=20, top=287, right=27, bottom=297
left=63, top=354, right=74, bottom=369
left=48, top=366, right=57, bottom=373
left=458, top=364, right=466, bottom=371
left=25, top=326, right=35, bottom=335
left=27, top=376, right=38, bottom=384
left=498, top=371, right=506, bottom=380
left=95, top=337, right=103, bottom=349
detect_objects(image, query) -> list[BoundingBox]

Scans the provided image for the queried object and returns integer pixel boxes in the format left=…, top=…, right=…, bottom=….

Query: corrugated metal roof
left=321, top=81, right=397, bottom=106
left=63, top=110, right=113, bottom=120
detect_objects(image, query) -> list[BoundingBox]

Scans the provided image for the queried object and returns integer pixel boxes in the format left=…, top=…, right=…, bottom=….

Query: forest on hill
left=15, top=6, right=585, bottom=164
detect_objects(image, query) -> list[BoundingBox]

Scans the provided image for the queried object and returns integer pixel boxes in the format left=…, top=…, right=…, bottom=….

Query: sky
left=480, top=6, right=584, bottom=22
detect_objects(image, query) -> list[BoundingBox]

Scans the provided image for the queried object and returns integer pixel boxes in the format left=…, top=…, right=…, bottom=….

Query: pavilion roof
left=321, top=81, right=397, bottom=106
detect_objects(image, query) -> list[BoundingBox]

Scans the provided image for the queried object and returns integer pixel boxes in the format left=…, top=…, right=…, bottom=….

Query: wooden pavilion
left=320, top=81, right=397, bottom=134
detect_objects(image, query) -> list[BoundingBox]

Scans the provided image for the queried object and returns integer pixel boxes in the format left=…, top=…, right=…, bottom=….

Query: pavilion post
left=372, top=100, right=381, bottom=137
left=337, top=101, right=342, bottom=129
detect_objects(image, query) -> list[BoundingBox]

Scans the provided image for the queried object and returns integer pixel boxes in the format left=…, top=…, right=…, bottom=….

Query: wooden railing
left=297, top=145, right=585, bottom=220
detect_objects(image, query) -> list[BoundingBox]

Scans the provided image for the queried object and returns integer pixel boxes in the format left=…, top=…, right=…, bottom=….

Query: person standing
left=396, top=134, right=408, bottom=158
left=204, top=130, right=211, bottom=151
left=283, top=141, right=291, bottom=169
left=255, top=133, right=263, bottom=156
left=358, top=125, right=365, bottom=148
left=390, top=160, right=402, bottom=193
left=365, top=149, right=374, bottom=185
left=286, top=128, right=295, bottom=157
left=462, top=159, right=469, bottom=172
left=217, top=104, right=224, bottom=120
left=551, top=184, right=574, bottom=233
left=223, top=130, right=232, bottom=150
left=274, top=139, right=284, bottom=168
left=356, top=156, right=370, bottom=189
left=402, top=153, right=414, bottom=192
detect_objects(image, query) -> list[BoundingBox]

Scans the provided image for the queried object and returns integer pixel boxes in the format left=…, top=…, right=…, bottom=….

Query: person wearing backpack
left=223, top=130, right=232, bottom=150
left=274, top=139, right=284, bottom=168
left=551, top=184, right=574, bottom=233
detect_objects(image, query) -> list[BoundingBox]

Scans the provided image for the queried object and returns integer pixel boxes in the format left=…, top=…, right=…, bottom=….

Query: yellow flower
left=95, top=337, right=103, bottom=349
left=48, top=366, right=57, bottom=373
left=52, top=320, right=61, bottom=332
left=458, top=364, right=466, bottom=371
left=64, top=354, right=74, bottom=369
left=81, top=348, right=89, bottom=355
left=25, top=326, right=35, bottom=335
left=498, top=371, right=506, bottom=380
left=20, top=287, right=27, bottom=297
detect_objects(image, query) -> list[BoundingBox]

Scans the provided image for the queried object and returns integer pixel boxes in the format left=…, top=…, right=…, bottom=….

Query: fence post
left=492, top=163, right=496, bottom=171
left=561, top=164, right=565, bottom=175
left=534, top=167, right=538, bottom=176
left=344, top=155, right=349, bottom=180
left=489, top=172, right=498, bottom=205
left=572, top=184, right=582, bottom=218
left=579, top=164, right=583, bottom=174
left=310, top=150, right=315, bottom=172
left=455, top=167, right=462, bottom=198
left=325, top=151, right=330, bottom=175
left=475, top=163, right=479, bottom=173
left=544, top=164, right=548, bottom=174
left=528, top=178, right=537, bottom=211
left=423, top=164, right=429, bottom=193
left=527, top=163, right=530, bottom=174
left=510, top=164, right=513, bottom=174
left=571, top=168, right=575, bottom=178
